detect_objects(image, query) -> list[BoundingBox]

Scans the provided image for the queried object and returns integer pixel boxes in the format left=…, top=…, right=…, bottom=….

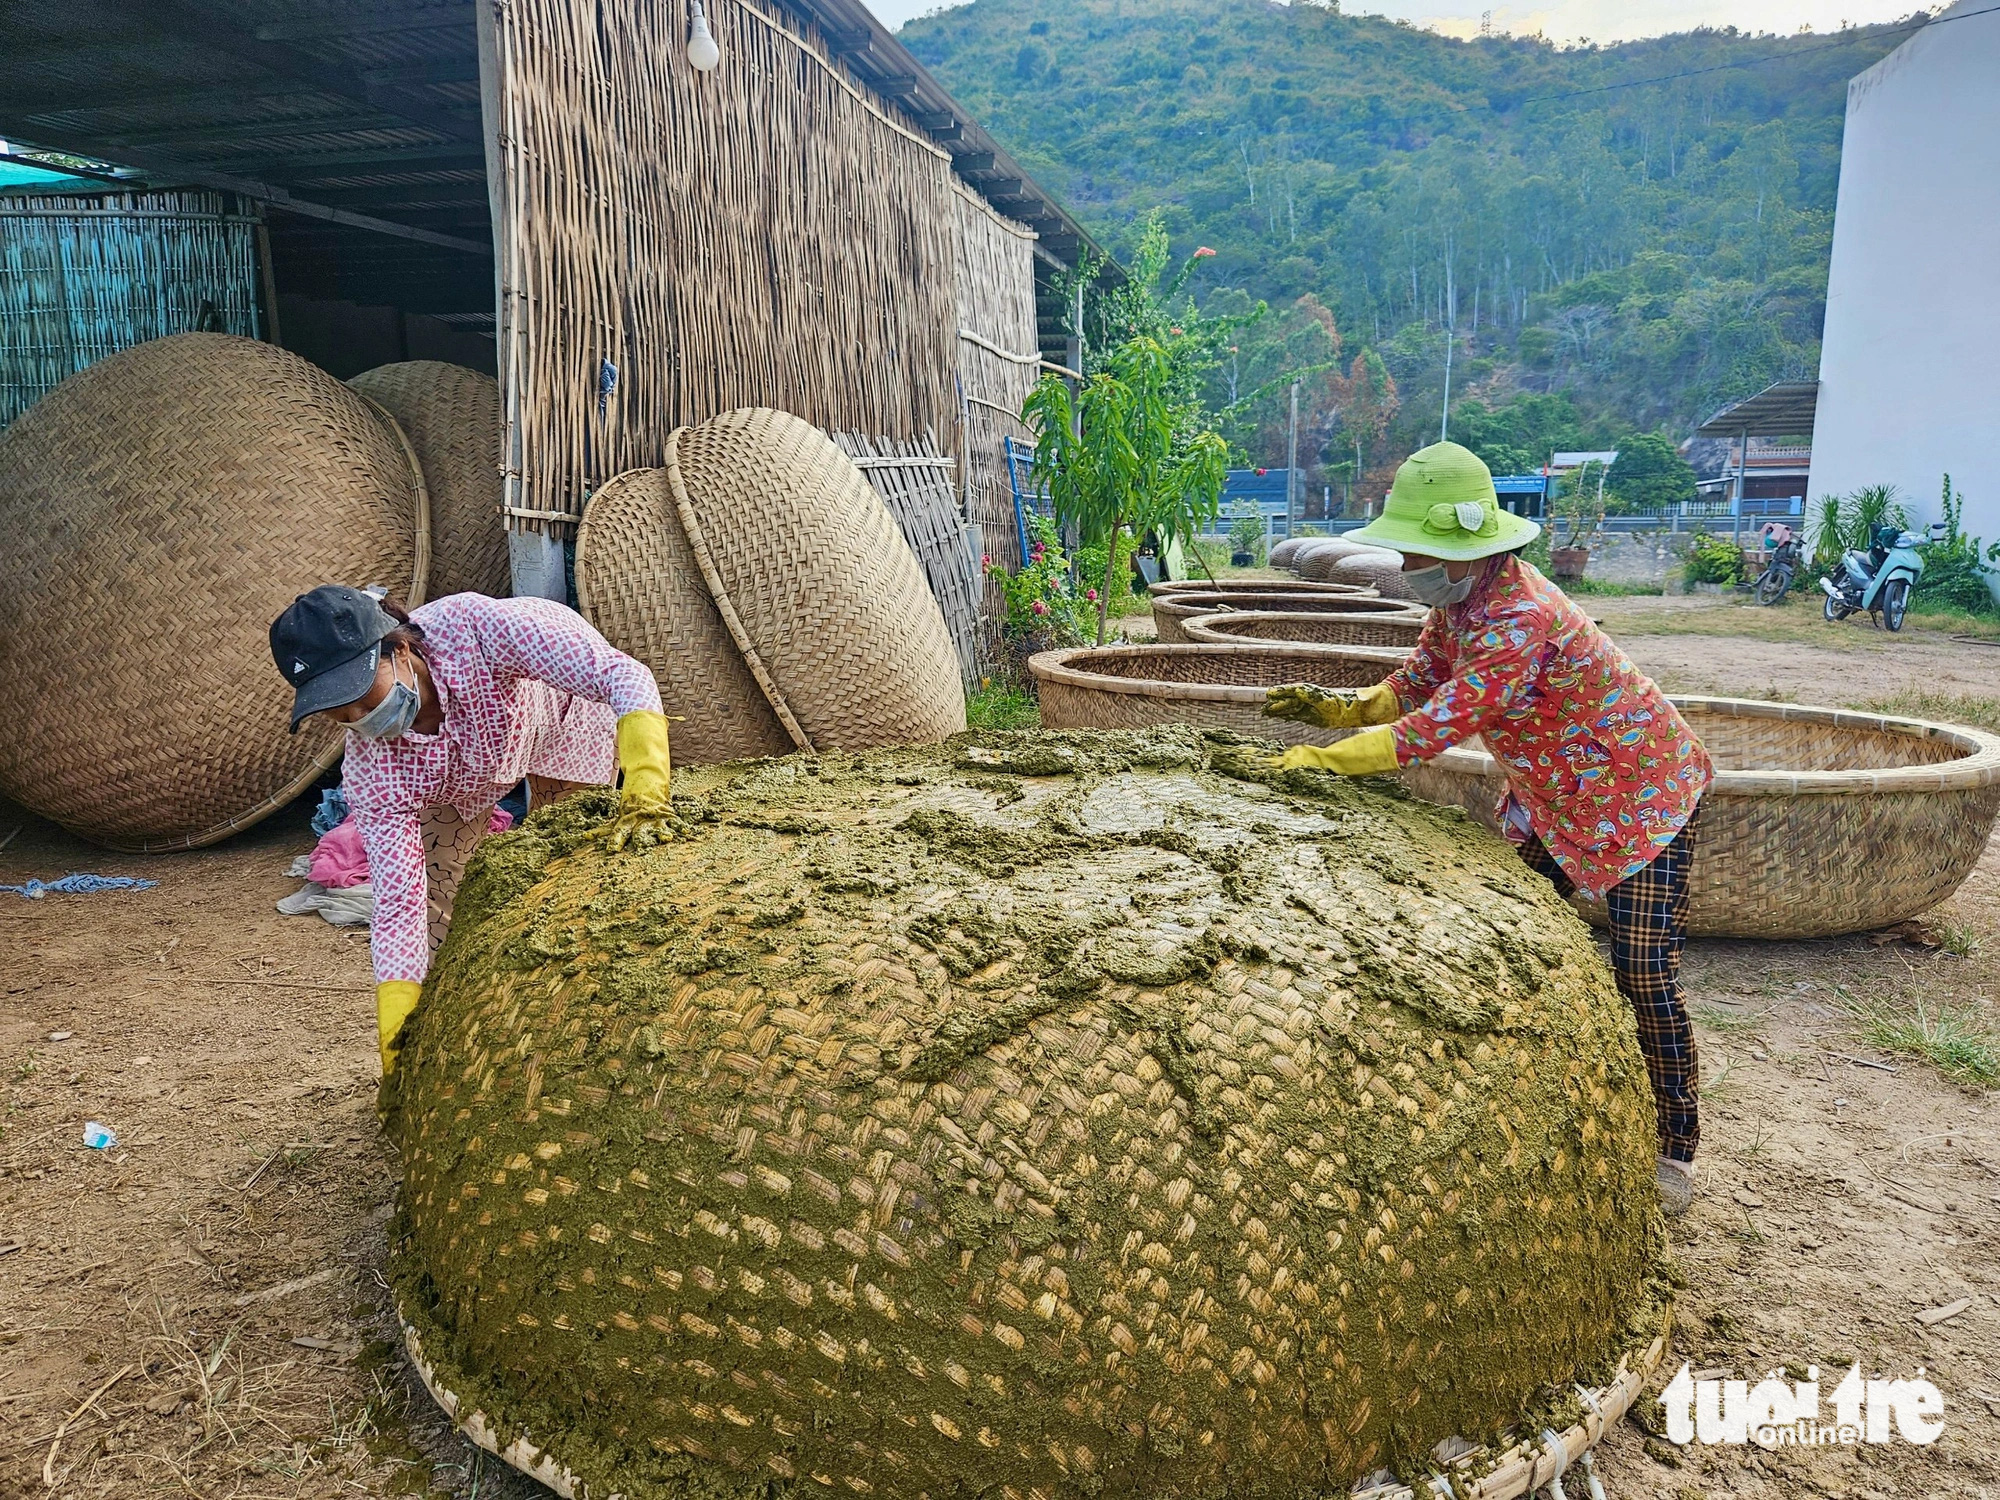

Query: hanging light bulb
left=687, top=0, right=720, bottom=72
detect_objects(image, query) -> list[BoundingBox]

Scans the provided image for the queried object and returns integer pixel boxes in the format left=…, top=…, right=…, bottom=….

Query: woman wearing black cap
left=271, top=585, right=672, bottom=1074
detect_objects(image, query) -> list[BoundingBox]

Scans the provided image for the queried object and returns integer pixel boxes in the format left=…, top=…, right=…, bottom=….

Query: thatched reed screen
left=0, top=190, right=260, bottom=427
left=952, top=183, right=1042, bottom=615
left=491, top=0, right=971, bottom=530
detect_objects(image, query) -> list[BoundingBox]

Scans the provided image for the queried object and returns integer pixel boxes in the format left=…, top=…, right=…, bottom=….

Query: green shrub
left=1914, top=475, right=1997, bottom=616
left=986, top=515, right=1091, bottom=641
left=1228, top=502, right=1268, bottom=562
left=1683, top=530, right=1745, bottom=586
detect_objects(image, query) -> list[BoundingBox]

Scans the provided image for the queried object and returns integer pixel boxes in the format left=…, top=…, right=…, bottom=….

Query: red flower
left=1195, top=247, right=1217, bottom=258
left=981, top=553, right=991, bottom=567
left=1255, top=467, right=1267, bottom=476
left=1086, top=589, right=1099, bottom=601
left=1170, top=326, right=1183, bottom=335
left=1032, top=600, right=1050, bottom=616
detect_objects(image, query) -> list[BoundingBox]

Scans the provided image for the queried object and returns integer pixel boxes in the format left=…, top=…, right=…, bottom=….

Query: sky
left=862, top=0, right=1931, bottom=44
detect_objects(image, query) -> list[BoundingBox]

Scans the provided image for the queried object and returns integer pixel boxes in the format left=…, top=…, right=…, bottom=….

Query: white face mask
left=349, top=653, right=421, bottom=740
left=1404, top=563, right=1477, bottom=608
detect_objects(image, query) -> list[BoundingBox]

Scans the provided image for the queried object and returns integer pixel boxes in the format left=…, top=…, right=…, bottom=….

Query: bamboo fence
left=490, top=0, right=980, bottom=530
left=832, top=430, right=983, bottom=688
left=0, top=189, right=260, bottom=426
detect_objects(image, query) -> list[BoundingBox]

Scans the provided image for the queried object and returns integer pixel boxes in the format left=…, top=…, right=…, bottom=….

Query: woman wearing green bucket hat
left=1263, top=441, right=1714, bottom=1216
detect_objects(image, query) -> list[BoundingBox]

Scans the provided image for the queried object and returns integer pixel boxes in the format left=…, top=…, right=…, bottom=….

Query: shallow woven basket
left=1183, top=608, right=1429, bottom=652
left=574, top=469, right=794, bottom=765
left=1298, top=537, right=1399, bottom=581
left=0, top=333, right=428, bottom=851
left=1147, top=576, right=1360, bottom=597
left=350, top=361, right=507, bottom=598
left=1152, top=589, right=1420, bottom=643
left=1331, top=551, right=1419, bottom=600
left=1401, top=696, right=2000, bottom=939
left=1031, top=643, right=1407, bottom=744
left=583, top=408, right=963, bottom=754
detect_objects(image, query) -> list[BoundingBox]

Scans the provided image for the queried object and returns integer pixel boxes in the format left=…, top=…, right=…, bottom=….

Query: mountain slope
left=903, top=0, right=1914, bottom=479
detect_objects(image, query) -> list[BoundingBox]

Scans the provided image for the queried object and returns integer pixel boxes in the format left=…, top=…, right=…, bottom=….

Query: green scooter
left=1820, top=522, right=1938, bottom=632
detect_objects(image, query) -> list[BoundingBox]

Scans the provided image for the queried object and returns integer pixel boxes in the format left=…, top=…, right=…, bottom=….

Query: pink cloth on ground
left=307, top=807, right=513, bottom=889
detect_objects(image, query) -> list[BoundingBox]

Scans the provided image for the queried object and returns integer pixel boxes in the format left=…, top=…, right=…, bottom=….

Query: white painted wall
left=1809, top=1, right=2000, bottom=579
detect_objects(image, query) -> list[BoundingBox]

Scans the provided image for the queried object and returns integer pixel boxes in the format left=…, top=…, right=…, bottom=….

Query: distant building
left=1809, top=0, right=2000, bottom=573
left=1548, top=450, right=1618, bottom=478
left=1693, top=438, right=1812, bottom=514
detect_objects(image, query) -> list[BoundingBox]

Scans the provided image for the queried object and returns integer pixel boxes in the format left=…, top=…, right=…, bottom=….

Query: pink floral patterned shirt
left=1382, top=554, right=1711, bottom=899
left=344, top=593, right=662, bottom=982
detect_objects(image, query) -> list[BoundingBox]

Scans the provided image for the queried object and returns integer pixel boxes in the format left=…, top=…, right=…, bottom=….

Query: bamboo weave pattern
left=0, top=189, right=259, bottom=426
left=834, top=431, right=985, bottom=690
left=0, top=333, right=425, bottom=850
left=1152, top=592, right=1420, bottom=644
left=390, top=730, right=1667, bottom=1500
left=1182, top=611, right=1429, bottom=652
left=351, top=361, right=509, bottom=599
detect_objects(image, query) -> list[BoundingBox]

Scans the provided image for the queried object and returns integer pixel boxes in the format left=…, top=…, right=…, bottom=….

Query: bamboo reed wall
left=491, top=0, right=995, bottom=530
left=0, top=190, right=260, bottom=427
left=952, top=182, right=1042, bottom=615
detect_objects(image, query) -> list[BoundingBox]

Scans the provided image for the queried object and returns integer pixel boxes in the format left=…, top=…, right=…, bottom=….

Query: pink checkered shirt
left=343, top=593, right=662, bottom=982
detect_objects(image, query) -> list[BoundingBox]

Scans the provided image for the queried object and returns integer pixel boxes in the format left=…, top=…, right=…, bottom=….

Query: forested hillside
left=901, top=0, right=1918, bottom=500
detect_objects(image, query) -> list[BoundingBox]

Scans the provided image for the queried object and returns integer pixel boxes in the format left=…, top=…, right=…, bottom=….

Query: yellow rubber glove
left=1263, top=681, right=1400, bottom=730
left=376, top=980, right=423, bottom=1077
left=1268, top=726, right=1402, bottom=777
left=609, top=709, right=674, bottom=852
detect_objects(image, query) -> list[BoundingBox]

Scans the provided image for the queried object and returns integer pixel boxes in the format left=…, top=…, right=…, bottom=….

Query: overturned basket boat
left=1183, top=607, right=1429, bottom=652
left=1402, top=696, right=2000, bottom=938
left=1031, top=642, right=1406, bottom=743
left=1153, top=589, right=1423, bottom=643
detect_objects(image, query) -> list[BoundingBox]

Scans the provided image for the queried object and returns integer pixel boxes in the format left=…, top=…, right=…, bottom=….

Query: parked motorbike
left=1753, top=523, right=1802, bottom=606
left=1820, top=522, right=1942, bottom=632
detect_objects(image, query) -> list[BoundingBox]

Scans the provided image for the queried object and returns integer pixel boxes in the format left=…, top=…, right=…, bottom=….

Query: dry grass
left=1855, top=689, right=2000, bottom=734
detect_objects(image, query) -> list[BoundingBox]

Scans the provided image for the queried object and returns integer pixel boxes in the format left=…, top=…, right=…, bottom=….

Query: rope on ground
left=0, top=873, right=158, bottom=899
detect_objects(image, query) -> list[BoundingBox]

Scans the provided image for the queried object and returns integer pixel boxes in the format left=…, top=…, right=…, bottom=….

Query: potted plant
left=1550, top=466, right=1608, bottom=580
left=1227, top=502, right=1266, bottom=568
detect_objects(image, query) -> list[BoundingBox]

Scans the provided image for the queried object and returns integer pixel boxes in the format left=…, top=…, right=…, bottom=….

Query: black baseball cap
left=271, top=585, right=398, bottom=732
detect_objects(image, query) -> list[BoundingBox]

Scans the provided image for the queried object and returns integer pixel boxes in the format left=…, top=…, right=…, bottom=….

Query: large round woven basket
left=1331, top=551, right=1419, bottom=600
left=1152, top=589, right=1421, bottom=643
left=1400, top=696, right=2000, bottom=939
left=349, top=361, right=507, bottom=598
left=1146, top=576, right=1360, bottom=597
left=1297, top=537, right=1399, bottom=581
left=1031, top=643, right=1406, bottom=743
left=0, top=333, right=428, bottom=852
left=1182, top=607, right=1429, bottom=652
left=574, top=469, right=795, bottom=765
left=582, top=408, right=963, bottom=755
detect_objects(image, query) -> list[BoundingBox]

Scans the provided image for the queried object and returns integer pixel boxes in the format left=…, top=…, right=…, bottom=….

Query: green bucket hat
left=1347, top=441, right=1541, bottom=562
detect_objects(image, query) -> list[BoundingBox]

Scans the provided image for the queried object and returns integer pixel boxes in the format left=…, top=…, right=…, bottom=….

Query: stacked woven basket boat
left=0, top=335, right=505, bottom=851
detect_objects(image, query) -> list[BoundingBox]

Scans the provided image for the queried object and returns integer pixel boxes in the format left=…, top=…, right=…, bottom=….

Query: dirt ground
left=7, top=596, right=2000, bottom=1498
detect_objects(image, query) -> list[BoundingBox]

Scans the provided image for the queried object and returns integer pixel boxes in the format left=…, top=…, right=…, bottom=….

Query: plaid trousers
left=1517, top=818, right=1700, bottom=1162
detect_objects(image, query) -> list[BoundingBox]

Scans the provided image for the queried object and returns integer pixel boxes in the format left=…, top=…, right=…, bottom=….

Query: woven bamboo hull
left=1032, top=644, right=1405, bottom=744
left=1182, top=608, right=1429, bottom=652
left=350, top=361, right=507, bottom=599
left=0, top=333, right=427, bottom=851
left=1147, top=577, right=1361, bottom=596
left=1152, top=591, right=1418, bottom=643
left=1297, top=539, right=1400, bottom=582
left=1402, top=698, right=2000, bottom=939
left=389, top=733, right=1667, bottom=1500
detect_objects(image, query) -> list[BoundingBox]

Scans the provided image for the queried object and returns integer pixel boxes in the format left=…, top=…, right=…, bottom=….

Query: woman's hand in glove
left=1266, top=726, right=1402, bottom=777
left=1263, top=682, right=1399, bottom=729
left=609, top=710, right=676, bottom=852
